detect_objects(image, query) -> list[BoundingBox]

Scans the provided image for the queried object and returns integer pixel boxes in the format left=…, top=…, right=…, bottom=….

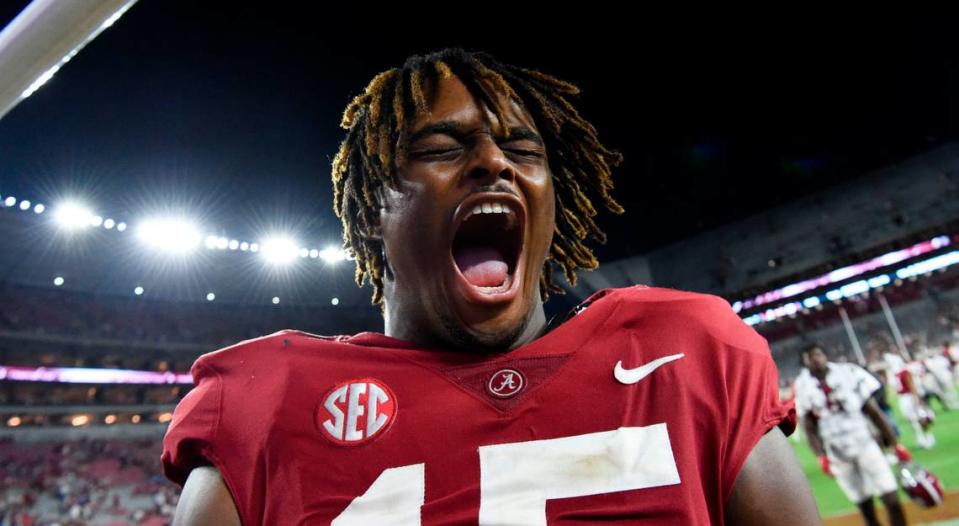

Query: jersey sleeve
left=161, top=357, right=222, bottom=486
left=721, top=342, right=796, bottom=499
left=792, top=375, right=812, bottom=419
left=850, top=364, right=881, bottom=405
left=706, top=296, right=796, bottom=502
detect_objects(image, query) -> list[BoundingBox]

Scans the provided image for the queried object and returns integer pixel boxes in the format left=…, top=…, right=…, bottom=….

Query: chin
left=438, top=302, right=533, bottom=352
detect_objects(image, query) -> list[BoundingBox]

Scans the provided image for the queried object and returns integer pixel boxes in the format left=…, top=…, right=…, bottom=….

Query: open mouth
left=449, top=196, right=525, bottom=303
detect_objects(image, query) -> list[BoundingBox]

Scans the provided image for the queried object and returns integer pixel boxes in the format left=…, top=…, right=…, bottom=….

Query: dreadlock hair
left=331, top=48, right=624, bottom=307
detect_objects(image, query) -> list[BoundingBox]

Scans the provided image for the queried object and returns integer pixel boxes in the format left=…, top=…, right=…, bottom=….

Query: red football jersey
left=162, top=286, right=795, bottom=525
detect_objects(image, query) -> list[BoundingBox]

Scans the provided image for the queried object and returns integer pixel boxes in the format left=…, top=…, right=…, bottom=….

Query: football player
left=796, top=344, right=911, bottom=526
left=164, top=48, right=820, bottom=525
left=885, top=352, right=936, bottom=448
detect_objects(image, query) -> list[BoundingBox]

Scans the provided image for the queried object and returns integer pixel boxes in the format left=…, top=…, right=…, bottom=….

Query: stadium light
left=136, top=218, right=202, bottom=253
left=206, top=292, right=215, bottom=301
left=116, top=222, right=127, bottom=232
left=134, top=286, right=144, bottom=296
left=331, top=297, right=339, bottom=306
left=18, top=200, right=30, bottom=210
left=896, top=251, right=959, bottom=279
left=104, top=414, right=117, bottom=424
left=320, top=246, right=346, bottom=264
left=261, top=236, right=299, bottom=265
left=272, top=296, right=280, bottom=305
left=2, top=196, right=14, bottom=207
left=53, top=201, right=94, bottom=229
left=33, top=203, right=45, bottom=214
left=733, top=235, right=951, bottom=313
left=103, top=218, right=115, bottom=229
left=53, top=276, right=64, bottom=286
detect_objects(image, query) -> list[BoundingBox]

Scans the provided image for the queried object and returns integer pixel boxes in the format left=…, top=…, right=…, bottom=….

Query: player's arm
left=801, top=413, right=825, bottom=457
left=725, top=426, right=823, bottom=525
left=862, top=398, right=896, bottom=447
left=862, top=397, right=912, bottom=462
left=172, top=466, right=241, bottom=526
left=801, top=412, right=834, bottom=477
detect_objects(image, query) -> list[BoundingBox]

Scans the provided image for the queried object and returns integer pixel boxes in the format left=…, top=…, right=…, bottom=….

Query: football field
left=789, top=392, right=958, bottom=523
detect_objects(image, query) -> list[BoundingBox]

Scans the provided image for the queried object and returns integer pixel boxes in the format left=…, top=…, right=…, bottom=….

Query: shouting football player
left=164, top=48, right=820, bottom=525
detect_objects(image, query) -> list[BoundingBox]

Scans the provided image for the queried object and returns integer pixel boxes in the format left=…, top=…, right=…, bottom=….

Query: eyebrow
left=406, top=120, right=544, bottom=146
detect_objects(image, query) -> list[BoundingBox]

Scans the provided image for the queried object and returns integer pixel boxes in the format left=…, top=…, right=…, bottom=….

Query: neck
left=382, top=296, right=549, bottom=352
left=505, top=302, right=550, bottom=349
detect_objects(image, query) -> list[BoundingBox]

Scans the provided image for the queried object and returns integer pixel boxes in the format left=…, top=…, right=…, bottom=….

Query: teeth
left=464, top=201, right=515, bottom=221
left=478, top=274, right=510, bottom=290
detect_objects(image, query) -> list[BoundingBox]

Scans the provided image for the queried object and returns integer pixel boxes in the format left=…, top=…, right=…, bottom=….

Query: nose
left=464, top=136, right=516, bottom=184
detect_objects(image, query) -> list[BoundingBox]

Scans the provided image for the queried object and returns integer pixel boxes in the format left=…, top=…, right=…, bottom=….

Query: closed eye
left=410, top=144, right=543, bottom=161
left=411, top=148, right=463, bottom=159
left=502, top=146, right=545, bottom=161
left=504, top=148, right=544, bottom=157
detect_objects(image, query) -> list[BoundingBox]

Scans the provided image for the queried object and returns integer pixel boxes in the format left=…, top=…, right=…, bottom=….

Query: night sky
left=1, top=4, right=956, bottom=263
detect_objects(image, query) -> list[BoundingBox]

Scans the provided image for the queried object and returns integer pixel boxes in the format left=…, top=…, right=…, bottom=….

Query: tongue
left=453, top=245, right=509, bottom=287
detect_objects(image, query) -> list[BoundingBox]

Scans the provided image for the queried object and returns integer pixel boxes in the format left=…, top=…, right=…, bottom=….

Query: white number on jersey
left=333, top=424, right=680, bottom=525
left=332, top=464, right=425, bottom=525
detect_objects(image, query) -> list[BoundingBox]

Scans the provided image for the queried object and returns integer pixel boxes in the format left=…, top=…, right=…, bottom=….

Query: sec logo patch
left=317, top=378, right=396, bottom=446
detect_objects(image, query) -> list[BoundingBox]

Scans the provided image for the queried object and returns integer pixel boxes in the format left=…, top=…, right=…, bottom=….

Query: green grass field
left=790, top=392, right=959, bottom=517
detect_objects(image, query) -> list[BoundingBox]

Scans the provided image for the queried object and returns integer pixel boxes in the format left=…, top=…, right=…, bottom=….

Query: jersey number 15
left=334, top=423, right=680, bottom=525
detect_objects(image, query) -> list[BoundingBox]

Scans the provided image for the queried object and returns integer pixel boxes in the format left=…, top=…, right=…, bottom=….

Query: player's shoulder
left=192, top=329, right=342, bottom=375
left=832, top=362, right=864, bottom=374
left=607, top=284, right=736, bottom=316
left=792, top=370, right=816, bottom=409
left=606, top=285, right=767, bottom=354
left=794, top=368, right=813, bottom=387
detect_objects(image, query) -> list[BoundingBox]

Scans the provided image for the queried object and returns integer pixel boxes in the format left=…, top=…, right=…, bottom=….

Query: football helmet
left=898, top=461, right=944, bottom=508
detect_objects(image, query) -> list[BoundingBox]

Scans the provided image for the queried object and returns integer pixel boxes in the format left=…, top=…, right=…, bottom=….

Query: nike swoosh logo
left=614, top=353, right=685, bottom=385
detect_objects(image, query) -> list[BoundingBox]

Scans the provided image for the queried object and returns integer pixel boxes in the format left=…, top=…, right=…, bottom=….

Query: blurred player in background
left=885, top=352, right=937, bottom=448
left=920, top=348, right=957, bottom=410
left=797, top=344, right=911, bottom=526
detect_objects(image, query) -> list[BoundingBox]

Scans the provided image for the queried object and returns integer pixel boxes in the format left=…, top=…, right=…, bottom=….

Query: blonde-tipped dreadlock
left=331, top=48, right=624, bottom=306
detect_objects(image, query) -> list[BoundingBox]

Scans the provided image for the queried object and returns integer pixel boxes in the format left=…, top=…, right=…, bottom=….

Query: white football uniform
left=884, top=353, right=936, bottom=448
left=923, top=354, right=957, bottom=409
left=795, top=363, right=898, bottom=502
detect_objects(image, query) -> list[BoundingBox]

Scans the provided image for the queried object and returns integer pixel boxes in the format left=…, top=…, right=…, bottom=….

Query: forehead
left=410, top=75, right=538, bottom=135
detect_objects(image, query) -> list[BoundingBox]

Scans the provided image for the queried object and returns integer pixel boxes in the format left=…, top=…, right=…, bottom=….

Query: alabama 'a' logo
left=317, top=378, right=397, bottom=446
left=487, top=368, right=525, bottom=398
